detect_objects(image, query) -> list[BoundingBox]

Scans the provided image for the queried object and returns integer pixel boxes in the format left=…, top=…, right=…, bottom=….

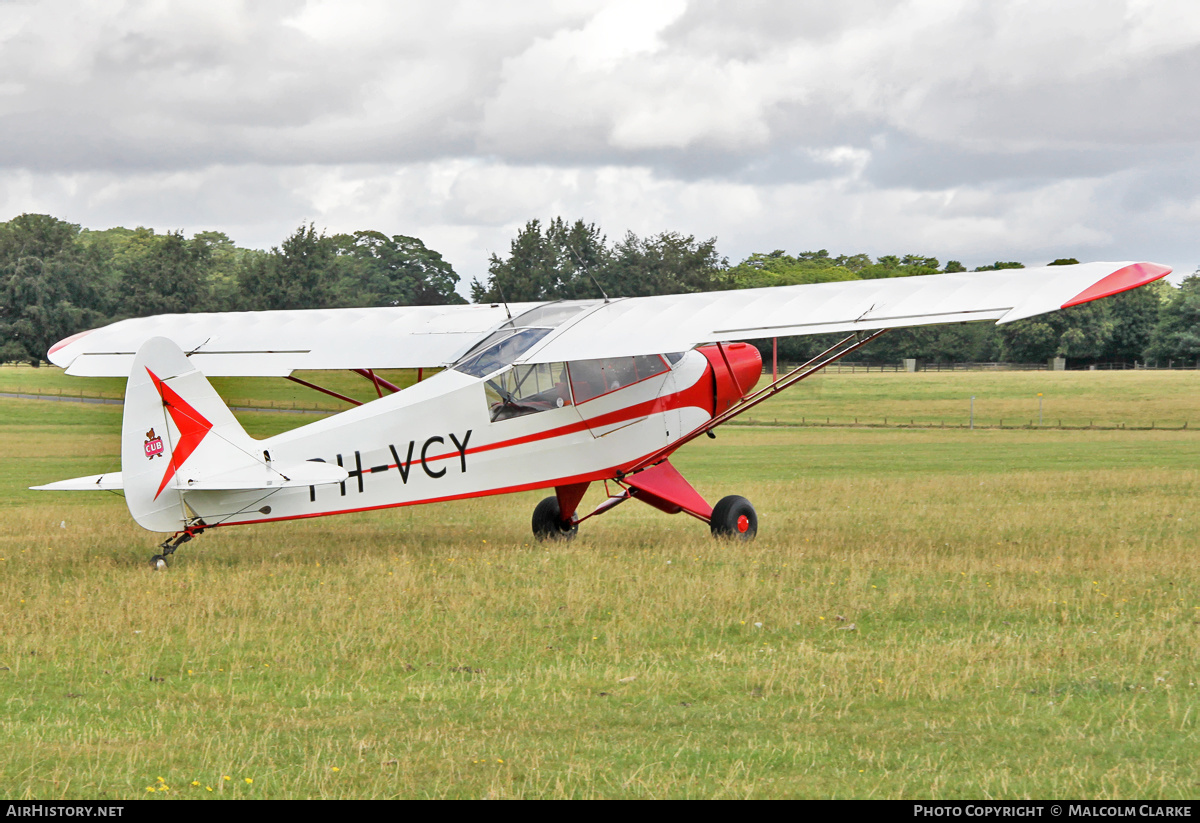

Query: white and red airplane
left=34, top=261, right=1169, bottom=567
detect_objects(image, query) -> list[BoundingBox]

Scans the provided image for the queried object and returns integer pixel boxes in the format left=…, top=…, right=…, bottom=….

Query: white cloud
left=1, top=0, right=1197, bottom=284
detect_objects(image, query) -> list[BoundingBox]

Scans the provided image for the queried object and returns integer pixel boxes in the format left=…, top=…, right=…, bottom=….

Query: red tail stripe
left=147, top=368, right=214, bottom=499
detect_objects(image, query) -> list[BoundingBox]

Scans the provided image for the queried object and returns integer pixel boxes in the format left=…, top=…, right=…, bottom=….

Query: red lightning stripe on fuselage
left=146, top=368, right=214, bottom=500
left=385, top=369, right=715, bottom=472
left=196, top=365, right=717, bottom=530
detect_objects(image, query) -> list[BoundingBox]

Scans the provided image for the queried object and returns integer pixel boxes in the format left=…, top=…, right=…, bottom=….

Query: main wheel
left=710, top=495, right=757, bottom=539
left=532, top=496, right=578, bottom=541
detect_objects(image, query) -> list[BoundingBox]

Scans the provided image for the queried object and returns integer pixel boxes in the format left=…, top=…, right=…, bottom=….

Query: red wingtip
left=47, top=328, right=95, bottom=357
left=1062, top=262, right=1172, bottom=309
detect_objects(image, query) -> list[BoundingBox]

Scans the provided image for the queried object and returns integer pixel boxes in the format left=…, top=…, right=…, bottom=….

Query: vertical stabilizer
left=122, top=337, right=258, bottom=532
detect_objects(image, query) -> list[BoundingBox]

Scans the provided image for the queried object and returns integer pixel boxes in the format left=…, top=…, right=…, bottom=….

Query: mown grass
left=740, top=368, right=1200, bottom=430
left=1, top=374, right=1198, bottom=799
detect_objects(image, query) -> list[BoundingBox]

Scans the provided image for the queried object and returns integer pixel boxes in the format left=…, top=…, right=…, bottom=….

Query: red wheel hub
left=736, top=514, right=750, bottom=533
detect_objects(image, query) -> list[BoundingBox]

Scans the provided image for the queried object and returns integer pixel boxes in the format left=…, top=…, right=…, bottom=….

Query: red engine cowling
left=696, top=342, right=762, bottom=416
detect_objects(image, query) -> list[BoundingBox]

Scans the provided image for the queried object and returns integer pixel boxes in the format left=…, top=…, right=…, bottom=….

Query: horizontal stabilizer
left=31, top=473, right=123, bottom=491
left=170, top=460, right=347, bottom=491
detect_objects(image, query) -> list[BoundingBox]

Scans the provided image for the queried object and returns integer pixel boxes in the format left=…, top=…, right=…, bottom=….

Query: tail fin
left=122, top=337, right=262, bottom=532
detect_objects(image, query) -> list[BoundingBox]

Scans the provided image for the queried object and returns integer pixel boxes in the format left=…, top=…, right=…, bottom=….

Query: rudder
left=122, top=337, right=258, bottom=532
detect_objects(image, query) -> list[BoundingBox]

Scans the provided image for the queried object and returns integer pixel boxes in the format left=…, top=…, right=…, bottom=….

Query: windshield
left=453, top=328, right=553, bottom=378
left=452, top=300, right=598, bottom=378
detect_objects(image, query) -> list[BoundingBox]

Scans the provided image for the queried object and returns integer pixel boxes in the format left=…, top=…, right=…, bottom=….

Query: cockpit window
left=454, top=328, right=552, bottom=378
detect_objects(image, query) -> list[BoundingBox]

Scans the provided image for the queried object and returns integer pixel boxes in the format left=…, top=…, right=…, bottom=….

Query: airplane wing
left=516, top=261, right=1170, bottom=364
left=47, top=302, right=544, bottom=376
left=46, top=261, right=1168, bottom=376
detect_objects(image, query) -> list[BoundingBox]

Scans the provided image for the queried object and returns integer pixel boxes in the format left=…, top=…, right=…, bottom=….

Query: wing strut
left=629, top=328, right=890, bottom=473
left=353, top=369, right=403, bottom=396
left=284, top=375, right=362, bottom=406
left=284, top=369, right=408, bottom=407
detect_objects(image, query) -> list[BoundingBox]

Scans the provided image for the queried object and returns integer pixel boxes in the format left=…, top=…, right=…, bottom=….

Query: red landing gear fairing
left=33, top=261, right=1170, bottom=566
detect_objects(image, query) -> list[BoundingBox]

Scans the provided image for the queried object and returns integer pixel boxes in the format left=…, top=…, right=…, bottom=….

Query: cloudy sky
left=2, top=0, right=1198, bottom=291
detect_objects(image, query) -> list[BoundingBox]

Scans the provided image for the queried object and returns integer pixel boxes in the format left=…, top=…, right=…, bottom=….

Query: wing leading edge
left=516, top=261, right=1170, bottom=364
left=47, top=302, right=544, bottom=377
left=45, top=262, right=1169, bottom=376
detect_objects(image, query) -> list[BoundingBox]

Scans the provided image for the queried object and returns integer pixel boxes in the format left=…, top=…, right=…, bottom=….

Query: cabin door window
left=484, top=362, right=572, bottom=422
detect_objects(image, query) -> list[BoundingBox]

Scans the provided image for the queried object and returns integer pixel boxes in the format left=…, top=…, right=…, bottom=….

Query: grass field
left=740, top=368, right=1200, bottom=430
left=1, top=370, right=1198, bottom=799
left=5, top=363, right=1200, bottom=428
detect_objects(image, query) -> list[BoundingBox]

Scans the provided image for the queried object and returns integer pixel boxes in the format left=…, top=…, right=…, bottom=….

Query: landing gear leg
left=149, top=526, right=203, bottom=569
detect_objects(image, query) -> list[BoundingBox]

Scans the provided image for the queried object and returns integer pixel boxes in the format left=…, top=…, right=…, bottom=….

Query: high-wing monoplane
left=33, top=261, right=1170, bottom=567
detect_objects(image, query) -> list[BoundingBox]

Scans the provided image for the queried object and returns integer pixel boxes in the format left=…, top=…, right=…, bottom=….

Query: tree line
left=2, top=212, right=1197, bottom=368
left=0, top=214, right=463, bottom=365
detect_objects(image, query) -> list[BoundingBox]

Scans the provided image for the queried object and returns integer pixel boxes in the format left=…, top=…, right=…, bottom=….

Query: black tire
left=710, top=495, right=757, bottom=539
left=149, top=554, right=169, bottom=570
left=532, top=496, right=578, bottom=541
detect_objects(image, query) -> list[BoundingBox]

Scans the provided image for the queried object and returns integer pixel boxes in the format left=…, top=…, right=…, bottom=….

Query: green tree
left=472, top=218, right=730, bottom=303
left=333, top=231, right=464, bottom=306
left=471, top=218, right=611, bottom=302
left=974, top=261, right=1025, bottom=271
left=605, top=231, right=727, bottom=296
left=726, top=250, right=858, bottom=289
left=833, top=253, right=873, bottom=272
left=192, top=230, right=254, bottom=311
left=1145, top=275, right=1200, bottom=364
left=857, top=254, right=941, bottom=280
left=1103, top=281, right=1167, bottom=363
left=859, top=323, right=1003, bottom=364
left=997, top=319, right=1059, bottom=363
left=999, top=301, right=1114, bottom=364
left=117, top=230, right=209, bottom=317
left=240, top=224, right=336, bottom=310
left=0, top=213, right=80, bottom=262
left=0, top=214, right=106, bottom=365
